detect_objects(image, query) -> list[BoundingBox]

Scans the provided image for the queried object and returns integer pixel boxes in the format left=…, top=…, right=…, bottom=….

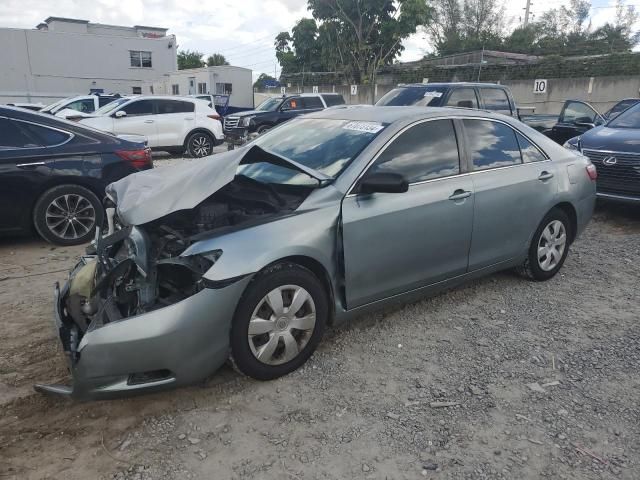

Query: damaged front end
left=37, top=147, right=316, bottom=399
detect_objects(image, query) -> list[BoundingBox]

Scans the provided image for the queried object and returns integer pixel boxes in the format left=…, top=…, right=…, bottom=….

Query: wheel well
left=263, top=256, right=336, bottom=325
left=554, top=202, right=578, bottom=243
left=31, top=178, right=104, bottom=218
left=183, top=128, right=217, bottom=148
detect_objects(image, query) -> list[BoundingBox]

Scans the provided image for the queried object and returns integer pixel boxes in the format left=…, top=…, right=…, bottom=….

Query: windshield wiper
left=242, top=145, right=333, bottom=185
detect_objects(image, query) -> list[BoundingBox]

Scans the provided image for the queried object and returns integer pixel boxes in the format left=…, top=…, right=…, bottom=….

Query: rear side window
left=98, top=96, right=116, bottom=107
left=322, top=94, right=346, bottom=107
left=0, top=118, right=40, bottom=148
left=302, top=96, right=323, bottom=109
left=367, top=119, right=460, bottom=183
left=464, top=119, right=521, bottom=170
left=480, top=88, right=512, bottom=115
left=446, top=88, right=479, bottom=109
left=516, top=133, right=546, bottom=163
left=156, top=100, right=195, bottom=114
left=121, top=100, right=154, bottom=116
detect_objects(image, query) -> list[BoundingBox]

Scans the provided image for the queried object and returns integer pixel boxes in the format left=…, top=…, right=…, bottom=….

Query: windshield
left=237, top=118, right=386, bottom=186
left=376, top=87, right=447, bottom=107
left=94, top=97, right=129, bottom=116
left=607, top=102, right=640, bottom=128
left=40, top=99, right=66, bottom=113
left=255, top=97, right=282, bottom=112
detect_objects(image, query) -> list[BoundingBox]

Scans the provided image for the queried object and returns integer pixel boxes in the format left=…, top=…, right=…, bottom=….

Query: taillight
left=208, top=113, right=221, bottom=121
left=586, top=163, right=597, bottom=181
left=116, top=148, right=152, bottom=169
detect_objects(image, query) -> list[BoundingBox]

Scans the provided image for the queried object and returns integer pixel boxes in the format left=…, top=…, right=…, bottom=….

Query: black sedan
left=0, top=106, right=152, bottom=245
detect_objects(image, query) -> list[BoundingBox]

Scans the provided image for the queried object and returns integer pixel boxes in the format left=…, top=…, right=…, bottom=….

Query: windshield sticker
left=424, top=91, right=443, bottom=98
left=343, top=121, right=384, bottom=134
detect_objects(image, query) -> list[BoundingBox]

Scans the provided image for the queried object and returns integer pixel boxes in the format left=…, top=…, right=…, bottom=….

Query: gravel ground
left=0, top=154, right=638, bottom=479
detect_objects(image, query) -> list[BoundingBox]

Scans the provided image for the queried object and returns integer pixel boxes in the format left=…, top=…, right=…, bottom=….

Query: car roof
left=396, top=82, right=506, bottom=89
left=127, top=95, right=200, bottom=102
left=306, top=105, right=511, bottom=124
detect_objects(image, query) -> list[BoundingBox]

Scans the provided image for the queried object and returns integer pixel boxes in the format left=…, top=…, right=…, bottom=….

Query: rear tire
left=33, top=184, right=103, bottom=246
left=230, top=263, right=328, bottom=380
left=186, top=131, right=215, bottom=158
left=518, top=208, right=571, bottom=281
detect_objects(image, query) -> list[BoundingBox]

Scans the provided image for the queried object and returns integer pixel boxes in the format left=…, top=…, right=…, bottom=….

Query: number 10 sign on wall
left=534, top=79, right=547, bottom=94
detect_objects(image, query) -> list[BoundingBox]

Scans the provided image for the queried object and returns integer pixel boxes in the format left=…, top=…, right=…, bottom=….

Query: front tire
left=518, top=208, right=571, bottom=281
left=186, top=131, right=214, bottom=158
left=33, top=184, right=103, bottom=246
left=230, top=263, right=328, bottom=380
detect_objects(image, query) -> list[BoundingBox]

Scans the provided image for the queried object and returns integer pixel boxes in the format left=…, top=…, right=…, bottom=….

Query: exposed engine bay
left=63, top=174, right=313, bottom=341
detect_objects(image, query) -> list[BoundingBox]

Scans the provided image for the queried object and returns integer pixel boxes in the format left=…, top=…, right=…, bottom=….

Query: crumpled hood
left=106, top=148, right=247, bottom=226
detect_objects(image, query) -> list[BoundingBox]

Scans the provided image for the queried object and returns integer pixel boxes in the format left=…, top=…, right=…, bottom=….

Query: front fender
left=183, top=204, right=341, bottom=283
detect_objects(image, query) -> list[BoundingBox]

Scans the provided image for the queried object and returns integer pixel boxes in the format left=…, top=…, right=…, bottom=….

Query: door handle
left=538, top=171, right=554, bottom=181
left=16, top=161, right=46, bottom=169
left=449, top=189, right=472, bottom=201
left=144, top=120, right=154, bottom=124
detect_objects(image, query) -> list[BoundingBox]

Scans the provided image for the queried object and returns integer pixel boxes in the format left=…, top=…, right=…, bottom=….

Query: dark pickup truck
left=223, top=93, right=345, bottom=145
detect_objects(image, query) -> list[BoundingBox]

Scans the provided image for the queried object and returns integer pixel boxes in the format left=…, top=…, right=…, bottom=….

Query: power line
left=213, top=33, right=276, bottom=54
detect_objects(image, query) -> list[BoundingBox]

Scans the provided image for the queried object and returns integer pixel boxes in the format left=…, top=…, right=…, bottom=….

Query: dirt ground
left=0, top=199, right=638, bottom=480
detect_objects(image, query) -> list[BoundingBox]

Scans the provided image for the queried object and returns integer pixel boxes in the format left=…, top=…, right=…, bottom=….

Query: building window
left=171, top=84, right=180, bottom=95
left=130, top=50, right=152, bottom=68
left=150, top=85, right=154, bottom=94
left=132, top=86, right=142, bottom=95
left=215, top=83, right=233, bottom=95
left=198, top=82, right=207, bottom=94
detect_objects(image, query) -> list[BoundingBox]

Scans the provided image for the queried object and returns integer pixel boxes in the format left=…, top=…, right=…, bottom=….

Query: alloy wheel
left=45, top=194, right=96, bottom=241
left=248, top=285, right=317, bottom=365
left=537, top=220, right=567, bottom=271
left=190, top=134, right=212, bottom=157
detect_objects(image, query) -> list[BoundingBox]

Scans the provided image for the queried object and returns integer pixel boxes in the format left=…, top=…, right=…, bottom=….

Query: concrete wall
left=258, top=75, right=640, bottom=115
left=0, top=27, right=177, bottom=104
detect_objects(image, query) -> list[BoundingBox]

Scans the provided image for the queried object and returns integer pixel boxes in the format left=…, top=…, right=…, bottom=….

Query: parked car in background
left=6, top=102, right=45, bottom=111
left=78, top=96, right=224, bottom=157
left=0, top=106, right=152, bottom=245
left=223, top=93, right=346, bottom=142
left=376, top=82, right=523, bottom=118
left=37, top=106, right=595, bottom=399
left=524, top=98, right=640, bottom=145
left=40, top=94, right=121, bottom=118
left=565, top=101, right=640, bottom=203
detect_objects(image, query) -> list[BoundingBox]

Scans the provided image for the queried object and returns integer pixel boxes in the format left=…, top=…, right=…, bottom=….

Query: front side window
left=446, top=88, right=479, bottom=109
left=98, top=96, right=116, bottom=107
left=243, top=118, right=387, bottom=184
left=560, top=102, right=597, bottom=124
left=155, top=100, right=194, bottom=114
left=366, top=119, right=460, bottom=184
left=480, top=88, right=512, bottom=115
left=130, top=51, right=152, bottom=68
left=464, top=119, right=521, bottom=171
left=121, top=100, right=154, bottom=116
left=282, top=98, right=302, bottom=110
left=66, top=99, right=95, bottom=113
left=255, top=97, right=282, bottom=112
left=95, top=97, right=128, bottom=116
left=516, top=133, right=546, bottom=163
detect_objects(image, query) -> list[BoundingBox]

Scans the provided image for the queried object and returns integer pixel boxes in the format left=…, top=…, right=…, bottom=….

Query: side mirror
left=114, top=110, right=127, bottom=118
left=358, top=172, right=408, bottom=194
left=575, top=121, right=595, bottom=129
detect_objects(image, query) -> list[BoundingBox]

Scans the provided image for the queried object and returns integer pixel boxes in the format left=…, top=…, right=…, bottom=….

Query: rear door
left=0, top=117, right=66, bottom=231
left=154, top=99, right=196, bottom=147
left=301, top=96, right=325, bottom=113
left=463, top=119, right=558, bottom=270
left=112, top=99, right=159, bottom=146
left=341, top=118, right=474, bottom=308
left=548, top=100, right=604, bottom=144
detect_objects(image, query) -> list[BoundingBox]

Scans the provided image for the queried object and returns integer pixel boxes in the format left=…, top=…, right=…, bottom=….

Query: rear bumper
left=35, top=274, right=251, bottom=400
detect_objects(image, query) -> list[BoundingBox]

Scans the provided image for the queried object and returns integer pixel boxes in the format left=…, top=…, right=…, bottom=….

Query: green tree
left=177, top=50, right=205, bottom=69
left=253, top=73, right=278, bottom=89
left=206, top=53, right=230, bottom=66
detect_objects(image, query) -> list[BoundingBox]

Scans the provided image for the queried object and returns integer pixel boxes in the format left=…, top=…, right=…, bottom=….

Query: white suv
left=41, top=94, right=121, bottom=118
left=79, top=96, right=224, bottom=157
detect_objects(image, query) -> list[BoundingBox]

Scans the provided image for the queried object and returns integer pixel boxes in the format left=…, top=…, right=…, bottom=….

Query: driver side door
left=341, top=119, right=474, bottom=308
left=277, top=97, right=304, bottom=125
left=547, top=100, right=603, bottom=144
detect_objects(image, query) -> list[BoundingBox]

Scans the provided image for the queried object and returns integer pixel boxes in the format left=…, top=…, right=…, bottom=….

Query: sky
left=0, top=0, right=633, bottom=80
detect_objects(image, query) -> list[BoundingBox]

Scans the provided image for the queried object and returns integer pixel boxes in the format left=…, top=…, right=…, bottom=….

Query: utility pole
left=524, top=0, right=532, bottom=25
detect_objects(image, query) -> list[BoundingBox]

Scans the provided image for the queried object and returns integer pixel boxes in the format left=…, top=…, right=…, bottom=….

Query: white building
left=0, top=17, right=177, bottom=104
left=144, top=66, right=254, bottom=112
